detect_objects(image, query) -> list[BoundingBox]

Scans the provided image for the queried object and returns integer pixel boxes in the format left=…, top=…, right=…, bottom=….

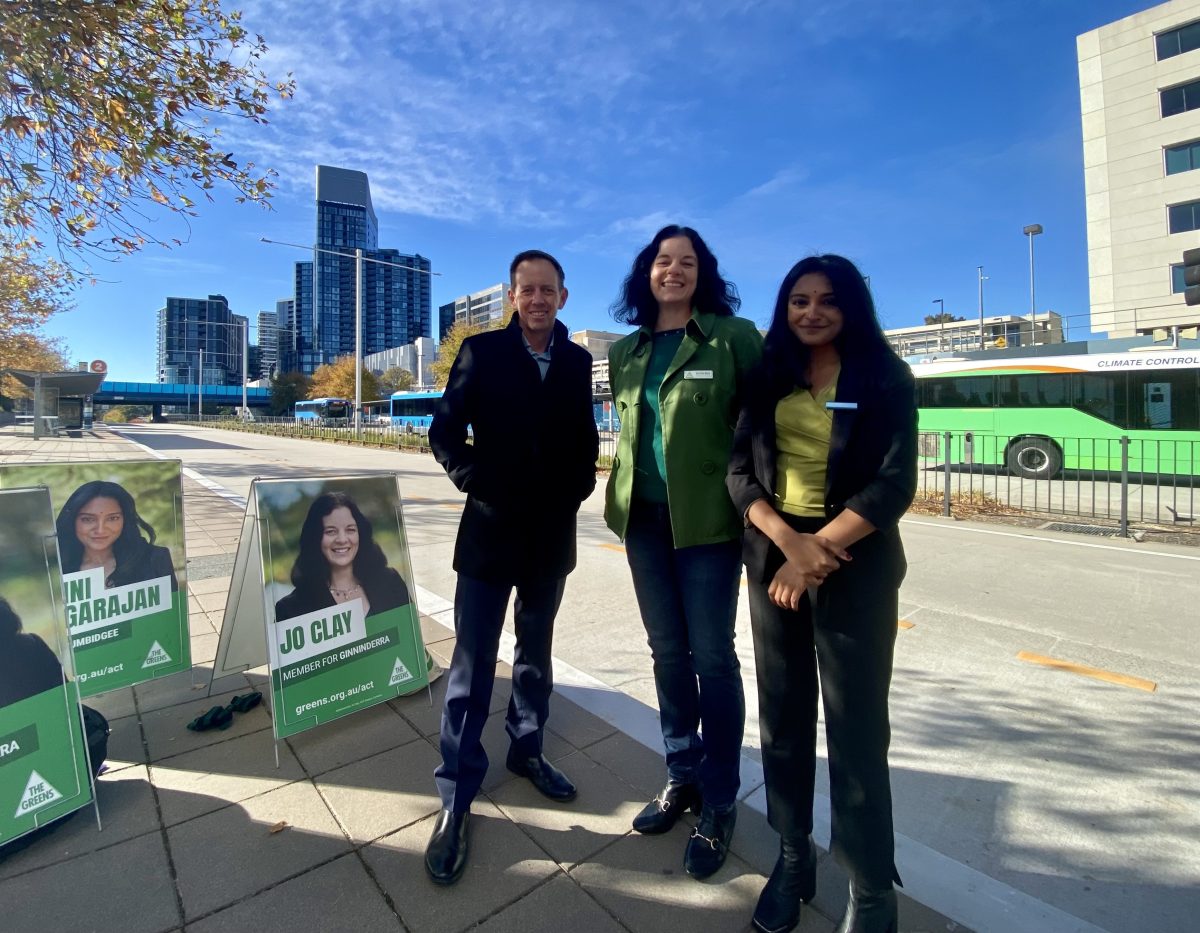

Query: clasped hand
left=767, top=533, right=850, bottom=611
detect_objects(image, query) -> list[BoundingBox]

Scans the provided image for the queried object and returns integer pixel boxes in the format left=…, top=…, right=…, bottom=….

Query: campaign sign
left=0, top=460, right=191, bottom=695
left=0, top=488, right=94, bottom=847
left=255, top=475, right=428, bottom=739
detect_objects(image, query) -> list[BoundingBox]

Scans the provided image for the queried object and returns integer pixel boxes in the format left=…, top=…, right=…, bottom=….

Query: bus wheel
left=1005, top=437, right=1062, bottom=479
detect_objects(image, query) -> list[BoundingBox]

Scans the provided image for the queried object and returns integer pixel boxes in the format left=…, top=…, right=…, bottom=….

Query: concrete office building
left=437, top=283, right=506, bottom=340
left=281, top=165, right=432, bottom=374
left=257, top=307, right=281, bottom=377
left=884, top=312, right=1065, bottom=358
left=1079, top=0, right=1200, bottom=336
left=364, top=336, right=437, bottom=389
left=157, top=295, right=247, bottom=386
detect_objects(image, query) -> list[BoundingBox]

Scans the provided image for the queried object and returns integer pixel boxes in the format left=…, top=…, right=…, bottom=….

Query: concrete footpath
left=0, top=429, right=964, bottom=933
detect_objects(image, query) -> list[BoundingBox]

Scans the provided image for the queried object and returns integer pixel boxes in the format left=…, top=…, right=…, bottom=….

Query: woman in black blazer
left=274, top=491, right=411, bottom=624
left=56, top=481, right=178, bottom=591
left=726, top=255, right=917, bottom=933
left=0, top=596, right=65, bottom=708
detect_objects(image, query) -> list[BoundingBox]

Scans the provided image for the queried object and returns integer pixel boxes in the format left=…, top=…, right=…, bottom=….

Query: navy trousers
left=434, top=573, right=566, bottom=812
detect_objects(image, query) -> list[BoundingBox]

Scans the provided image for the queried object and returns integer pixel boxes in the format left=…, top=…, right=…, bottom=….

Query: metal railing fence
left=161, top=418, right=1198, bottom=537
left=916, top=430, right=1199, bottom=535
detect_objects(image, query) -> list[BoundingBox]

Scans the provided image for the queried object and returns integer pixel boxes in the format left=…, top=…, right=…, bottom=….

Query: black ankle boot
left=684, top=803, right=736, bottom=879
left=751, top=836, right=817, bottom=933
left=632, top=781, right=701, bottom=834
left=835, top=880, right=897, bottom=933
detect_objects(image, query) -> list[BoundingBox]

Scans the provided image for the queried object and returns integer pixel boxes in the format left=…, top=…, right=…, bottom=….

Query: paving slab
left=474, top=873, right=626, bottom=933
left=362, top=799, right=559, bottom=933
left=0, top=765, right=159, bottom=881
left=134, top=667, right=250, bottom=716
left=489, top=752, right=643, bottom=869
left=314, top=738, right=443, bottom=844
left=286, top=701, right=422, bottom=777
left=85, top=684, right=138, bottom=722
left=151, top=729, right=306, bottom=827
left=103, top=713, right=147, bottom=772
left=168, top=779, right=350, bottom=920
left=140, top=686, right=271, bottom=761
left=568, top=824, right=767, bottom=933
left=186, top=852, right=401, bottom=933
left=0, top=830, right=181, bottom=933
left=543, top=690, right=619, bottom=751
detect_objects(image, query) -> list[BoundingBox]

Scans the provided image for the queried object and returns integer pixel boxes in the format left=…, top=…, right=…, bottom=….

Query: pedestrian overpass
left=94, top=381, right=273, bottom=419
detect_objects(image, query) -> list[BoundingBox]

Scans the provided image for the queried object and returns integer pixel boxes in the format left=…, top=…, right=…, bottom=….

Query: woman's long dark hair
left=762, top=254, right=895, bottom=396
left=291, top=492, right=389, bottom=589
left=0, top=596, right=22, bottom=641
left=55, top=481, right=158, bottom=575
left=611, top=224, right=740, bottom=327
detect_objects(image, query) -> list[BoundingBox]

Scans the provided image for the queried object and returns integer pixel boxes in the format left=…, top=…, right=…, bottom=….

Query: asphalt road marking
left=1016, top=650, right=1157, bottom=692
left=903, top=518, right=1200, bottom=561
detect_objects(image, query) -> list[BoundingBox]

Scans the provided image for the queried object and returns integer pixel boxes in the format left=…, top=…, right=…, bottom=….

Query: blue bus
left=386, top=390, right=442, bottom=432
left=295, top=397, right=351, bottom=424
left=374, top=389, right=620, bottom=434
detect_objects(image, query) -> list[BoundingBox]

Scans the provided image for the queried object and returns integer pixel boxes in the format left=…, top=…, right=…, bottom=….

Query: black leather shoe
left=424, top=809, right=470, bottom=885
left=752, top=836, right=818, bottom=933
left=505, top=747, right=577, bottom=801
left=632, top=781, right=701, bottom=834
left=684, top=803, right=737, bottom=879
left=835, top=881, right=897, bottom=933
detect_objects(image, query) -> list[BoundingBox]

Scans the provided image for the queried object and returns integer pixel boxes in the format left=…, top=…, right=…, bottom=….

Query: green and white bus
left=910, top=347, right=1200, bottom=478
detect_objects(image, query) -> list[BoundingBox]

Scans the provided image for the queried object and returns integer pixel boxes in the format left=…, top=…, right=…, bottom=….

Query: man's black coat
left=429, top=316, right=599, bottom=585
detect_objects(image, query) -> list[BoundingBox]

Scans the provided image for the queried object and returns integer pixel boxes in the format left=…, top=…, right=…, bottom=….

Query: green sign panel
left=254, top=475, right=429, bottom=739
left=0, top=460, right=191, bottom=695
left=0, top=488, right=94, bottom=848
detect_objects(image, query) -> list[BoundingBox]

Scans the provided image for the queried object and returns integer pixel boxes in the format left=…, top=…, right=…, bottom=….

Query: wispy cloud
left=222, top=0, right=992, bottom=233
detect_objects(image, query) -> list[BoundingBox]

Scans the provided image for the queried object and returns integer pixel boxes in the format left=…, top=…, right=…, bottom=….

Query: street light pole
left=355, top=248, right=363, bottom=438
left=977, top=265, right=988, bottom=349
left=1023, top=223, right=1043, bottom=344
left=242, top=318, right=249, bottom=416
left=259, top=237, right=440, bottom=435
left=932, top=298, right=945, bottom=351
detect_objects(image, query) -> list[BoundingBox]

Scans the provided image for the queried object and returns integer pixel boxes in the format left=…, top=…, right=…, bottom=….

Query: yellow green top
left=773, top=376, right=838, bottom=517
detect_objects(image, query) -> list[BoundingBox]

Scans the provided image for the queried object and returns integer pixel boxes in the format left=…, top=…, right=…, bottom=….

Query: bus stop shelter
left=0, top=368, right=106, bottom=438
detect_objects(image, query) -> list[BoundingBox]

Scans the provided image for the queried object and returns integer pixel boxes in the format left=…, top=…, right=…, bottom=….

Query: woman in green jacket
left=605, top=225, right=762, bottom=879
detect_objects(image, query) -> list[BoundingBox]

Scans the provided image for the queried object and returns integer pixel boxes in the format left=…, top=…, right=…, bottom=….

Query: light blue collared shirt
left=521, top=329, right=554, bottom=381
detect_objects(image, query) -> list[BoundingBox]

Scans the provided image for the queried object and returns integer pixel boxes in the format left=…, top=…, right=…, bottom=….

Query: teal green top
left=632, top=328, right=685, bottom=503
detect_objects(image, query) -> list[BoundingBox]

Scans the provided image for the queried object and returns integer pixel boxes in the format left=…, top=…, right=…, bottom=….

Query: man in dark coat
left=424, top=249, right=598, bottom=885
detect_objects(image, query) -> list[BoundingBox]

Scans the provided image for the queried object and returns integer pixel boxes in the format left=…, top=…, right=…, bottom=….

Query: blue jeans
left=624, top=501, right=744, bottom=809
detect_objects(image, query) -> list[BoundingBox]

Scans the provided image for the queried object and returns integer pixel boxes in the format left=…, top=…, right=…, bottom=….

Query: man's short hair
left=509, top=250, right=565, bottom=288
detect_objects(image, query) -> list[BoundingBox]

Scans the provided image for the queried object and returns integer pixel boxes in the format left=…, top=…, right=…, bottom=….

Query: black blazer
left=109, top=543, right=178, bottom=591
left=274, top=567, right=411, bottom=624
left=0, top=633, right=65, bottom=707
left=429, top=316, right=599, bottom=584
left=726, top=351, right=918, bottom=587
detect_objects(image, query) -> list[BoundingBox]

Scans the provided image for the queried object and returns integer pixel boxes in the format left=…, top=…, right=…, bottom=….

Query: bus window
left=1127, top=370, right=1200, bottom=430
left=922, top=376, right=991, bottom=407
left=1072, top=373, right=1126, bottom=427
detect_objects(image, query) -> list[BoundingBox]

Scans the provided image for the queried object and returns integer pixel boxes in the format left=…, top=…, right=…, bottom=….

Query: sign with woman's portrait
left=253, top=475, right=427, bottom=738
left=0, top=488, right=94, bottom=848
left=0, top=460, right=190, bottom=695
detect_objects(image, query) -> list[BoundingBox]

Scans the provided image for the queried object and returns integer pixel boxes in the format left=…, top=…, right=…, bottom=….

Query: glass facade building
left=157, top=295, right=247, bottom=386
left=280, top=165, right=432, bottom=374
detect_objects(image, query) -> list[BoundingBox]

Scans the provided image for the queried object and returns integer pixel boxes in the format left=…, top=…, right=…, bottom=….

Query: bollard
left=1119, top=436, right=1130, bottom=537
left=944, top=431, right=953, bottom=517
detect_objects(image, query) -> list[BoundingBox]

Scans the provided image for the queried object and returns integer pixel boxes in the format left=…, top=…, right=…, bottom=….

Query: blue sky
left=44, top=0, right=1152, bottom=381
